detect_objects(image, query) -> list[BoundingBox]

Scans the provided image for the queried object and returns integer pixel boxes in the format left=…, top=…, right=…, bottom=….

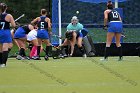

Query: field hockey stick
left=10, top=14, right=25, bottom=29
left=8, top=51, right=19, bottom=58
left=16, top=14, right=25, bottom=28
left=51, top=34, right=64, bottom=39
left=103, top=25, right=108, bottom=31
left=136, top=46, right=140, bottom=50
left=15, top=14, right=25, bottom=22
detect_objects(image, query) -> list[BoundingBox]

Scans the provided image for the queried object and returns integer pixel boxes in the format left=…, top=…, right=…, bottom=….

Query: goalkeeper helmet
left=71, top=16, right=79, bottom=24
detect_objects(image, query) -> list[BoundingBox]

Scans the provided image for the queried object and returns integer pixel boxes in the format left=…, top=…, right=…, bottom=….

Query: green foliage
left=0, top=0, right=52, bottom=23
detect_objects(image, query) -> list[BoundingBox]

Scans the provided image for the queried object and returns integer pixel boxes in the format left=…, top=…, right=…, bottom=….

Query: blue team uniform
left=37, top=16, right=49, bottom=39
left=0, top=13, right=12, bottom=43
left=14, top=25, right=30, bottom=39
left=108, top=9, right=123, bottom=33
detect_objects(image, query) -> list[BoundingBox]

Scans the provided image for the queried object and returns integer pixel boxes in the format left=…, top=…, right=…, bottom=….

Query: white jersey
left=27, top=29, right=37, bottom=41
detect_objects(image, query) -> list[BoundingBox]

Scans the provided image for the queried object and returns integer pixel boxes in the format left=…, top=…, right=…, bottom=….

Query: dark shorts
left=80, top=28, right=88, bottom=37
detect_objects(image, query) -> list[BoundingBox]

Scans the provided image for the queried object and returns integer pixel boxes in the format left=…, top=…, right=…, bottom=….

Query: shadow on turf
left=21, top=60, right=68, bottom=86
left=88, top=58, right=138, bottom=86
left=1, top=92, right=6, bottom=93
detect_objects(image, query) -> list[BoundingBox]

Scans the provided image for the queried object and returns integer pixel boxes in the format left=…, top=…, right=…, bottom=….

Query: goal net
left=52, top=0, right=140, bottom=44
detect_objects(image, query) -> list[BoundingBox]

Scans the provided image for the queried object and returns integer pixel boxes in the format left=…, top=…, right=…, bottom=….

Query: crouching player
left=59, top=16, right=87, bottom=57
left=14, top=24, right=34, bottom=60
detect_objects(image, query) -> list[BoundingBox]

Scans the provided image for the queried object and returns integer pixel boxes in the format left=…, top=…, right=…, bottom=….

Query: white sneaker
left=0, top=64, right=6, bottom=68
left=100, top=58, right=108, bottom=61
left=16, top=55, right=25, bottom=60
left=83, top=54, right=87, bottom=58
left=69, top=54, right=73, bottom=57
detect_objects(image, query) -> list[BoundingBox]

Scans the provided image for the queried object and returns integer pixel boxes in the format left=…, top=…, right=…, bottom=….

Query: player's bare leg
left=115, top=33, right=123, bottom=61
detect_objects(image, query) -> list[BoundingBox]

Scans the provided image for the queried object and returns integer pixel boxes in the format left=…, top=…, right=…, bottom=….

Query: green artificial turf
left=0, top=56, right=140, bottom=93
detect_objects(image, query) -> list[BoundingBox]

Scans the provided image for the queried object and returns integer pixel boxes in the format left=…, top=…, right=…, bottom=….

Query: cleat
left=16, top=55, right=25, bottom=60
left=59, top=54, right=65, bottom=59
left=83, top=54, right=87, bottom=58
left=24, top=56, right=30, bottom=60
left=118, top=57, right=123, bottom=61
left=33, top=56, right=41, bottom=60
left=69, top=54, right=73, bottom=57
left=63, top=54, right=68, bottom=57
left=100, top=58, right=108, bottom=61
left=0, top=64, right=6, bottom=68
left=44, top=55, right=49, bottom=61
left=88, top=52, right=95, bottom=57
left=31, top=56, right=36, bottom=59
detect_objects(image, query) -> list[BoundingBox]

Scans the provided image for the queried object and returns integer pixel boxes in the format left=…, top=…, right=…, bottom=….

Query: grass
left=0, top=56, right=140, bottom=93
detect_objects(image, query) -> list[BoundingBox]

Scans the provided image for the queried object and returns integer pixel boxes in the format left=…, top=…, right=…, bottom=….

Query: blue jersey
left=0, top=13, right=10, bottom=29
left=0, top=13, right=12, bottom=43
left=37, top=16, right=49, bottom=39
left=14, top=25, right=30, bottom=39
left=37, top=16, right=48, bottom=30
left=22, top=25, right=30, bottom=34
left=108, top=9, right=120, bottom=22
left=108, top=9, right=123, bottom=33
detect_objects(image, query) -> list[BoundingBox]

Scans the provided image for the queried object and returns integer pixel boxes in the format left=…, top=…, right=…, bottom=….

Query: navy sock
left=104, top=47, right=110, bottom=59
left=46, top=46, right=52, bottom=56
left=37, top=46, right=41, bottom=56
left=8, top=48, right=11, bottom=53
left=19, top=48, right=25, bottom=56
left=118, top=46, right=122, bottom=59
left=2, top=51, right=8, bottom=65
left=0, top=52, right=2, bottom=64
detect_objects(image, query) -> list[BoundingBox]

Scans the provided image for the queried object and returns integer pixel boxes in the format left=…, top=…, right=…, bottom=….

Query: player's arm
left=28, top=24, right=34, bottom=31
left=119, top=15, right=122, bottom=22
left=31, top=17, right=39, bottom=25
left=104, top=10, right=108, bottom=27
left=8, top=14, right=16, bottom=28
left=103, top=10, right=108, bottom=30
left=46, top=18, right=52, bottom=33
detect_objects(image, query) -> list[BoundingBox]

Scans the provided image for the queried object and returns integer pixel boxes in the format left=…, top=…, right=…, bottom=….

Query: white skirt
left=27, top=29, right=37, bottom=41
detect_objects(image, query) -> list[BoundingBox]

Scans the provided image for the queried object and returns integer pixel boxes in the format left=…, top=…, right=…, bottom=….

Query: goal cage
left=52, top=0, right=140, bottom=45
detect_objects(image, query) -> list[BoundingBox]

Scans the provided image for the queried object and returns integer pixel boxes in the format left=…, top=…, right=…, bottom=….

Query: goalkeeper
left=60, top=16, right=88, bottom=57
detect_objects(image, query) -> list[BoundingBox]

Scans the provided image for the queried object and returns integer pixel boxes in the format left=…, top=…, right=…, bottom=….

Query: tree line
left=1, top=0, right=51, bottom=23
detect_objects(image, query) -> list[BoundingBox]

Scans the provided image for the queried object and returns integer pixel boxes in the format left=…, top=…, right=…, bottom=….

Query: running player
left=102, top=1, right=123, bottom=61
left=31, top=9, right=51, bottom=60
left=0, top=3, right=16, bottom=67
left=14, top=24, right=34, bottom=60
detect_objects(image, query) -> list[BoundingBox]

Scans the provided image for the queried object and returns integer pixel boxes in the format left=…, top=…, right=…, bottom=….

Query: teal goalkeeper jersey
left=67, top=23, right=83, bottom=31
